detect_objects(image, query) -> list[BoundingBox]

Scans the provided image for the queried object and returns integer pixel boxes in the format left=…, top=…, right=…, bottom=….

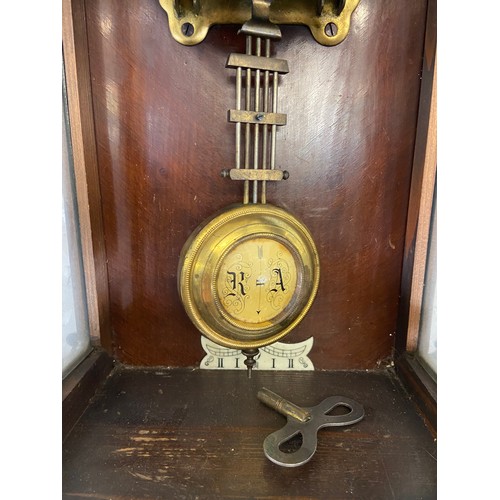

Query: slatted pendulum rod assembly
left=223, top=9, right=291, bottom=373
left=221, top=3, right=289, bottom=210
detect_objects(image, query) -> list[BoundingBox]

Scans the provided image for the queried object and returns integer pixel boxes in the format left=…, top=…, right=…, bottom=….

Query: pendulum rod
left=235, top=57, right=242, bottom=171
left=253, top=36, right=261, bottom=204
left=226, top=31, right=288, bottom=210
left=224, top=1, right=289, bottom=377
left=261, top=38, right=271, bottom=204
left=243, top=36, right=252, bottom=204
left=270, top=60, right=278, bottom=173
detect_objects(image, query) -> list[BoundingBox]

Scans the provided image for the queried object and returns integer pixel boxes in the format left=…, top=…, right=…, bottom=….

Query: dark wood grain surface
left=62, top=349, right=114, bottom=441
left=396, top=0, right=436, bottom=356
left=62, top=368, right=437, bottom=499
left=85, top=0, right=429, bottom=368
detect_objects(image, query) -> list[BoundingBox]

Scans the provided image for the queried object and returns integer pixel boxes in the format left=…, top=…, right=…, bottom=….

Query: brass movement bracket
left=159, top=0, right=361, bottom=46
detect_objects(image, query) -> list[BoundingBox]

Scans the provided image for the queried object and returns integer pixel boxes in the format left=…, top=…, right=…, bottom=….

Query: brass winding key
left=257, top=387, right=365, bottom=467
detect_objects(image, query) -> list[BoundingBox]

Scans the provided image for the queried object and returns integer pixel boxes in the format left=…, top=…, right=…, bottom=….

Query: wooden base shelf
left=63, top=367, right=436, bottom=499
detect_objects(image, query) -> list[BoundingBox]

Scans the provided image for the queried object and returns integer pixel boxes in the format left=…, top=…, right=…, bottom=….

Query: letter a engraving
left=271, top=268, right=286, bottom=293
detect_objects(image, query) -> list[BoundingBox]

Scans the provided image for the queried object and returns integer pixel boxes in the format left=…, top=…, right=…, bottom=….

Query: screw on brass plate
left=324, top=22, right=338, bottom=37
left=255, top=113, right=264, bottom=121
left=181, top=22, right=195, bottom=37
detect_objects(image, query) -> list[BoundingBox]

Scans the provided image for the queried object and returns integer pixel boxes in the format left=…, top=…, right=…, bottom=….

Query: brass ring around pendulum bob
left=178, top=203, right=320, bottom=350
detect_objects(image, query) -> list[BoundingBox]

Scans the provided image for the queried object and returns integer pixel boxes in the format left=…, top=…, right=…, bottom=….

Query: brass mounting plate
left=159, top=0, right=361, bottom=46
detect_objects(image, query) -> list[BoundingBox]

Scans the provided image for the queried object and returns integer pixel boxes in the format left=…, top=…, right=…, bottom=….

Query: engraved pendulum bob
left=178, top=10, right=320, bottom=377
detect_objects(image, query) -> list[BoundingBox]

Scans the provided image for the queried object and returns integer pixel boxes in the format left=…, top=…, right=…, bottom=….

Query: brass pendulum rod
left=224, top=0, right=291, bottom=377
left=270, top=60, right=278, bottom=173
left=261, top=38, right=271, bottom=204
left=243, top=36, right=252, bottom=204
left=224, top=0, right=289, bottom=215
left=224, top=0, right=289, bottom=375
left=253, top=36, right=261, bottom=204
left=235, top=52, right=242, bottom=172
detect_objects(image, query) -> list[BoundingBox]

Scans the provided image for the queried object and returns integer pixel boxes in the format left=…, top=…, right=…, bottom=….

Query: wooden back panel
left=85, top=0, right=428, bottom=368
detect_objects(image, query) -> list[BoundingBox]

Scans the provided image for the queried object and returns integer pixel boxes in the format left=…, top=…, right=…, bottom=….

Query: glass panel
left=62, top=80, right=91, bottom=378
left=417, top=189, right=437, bottom=379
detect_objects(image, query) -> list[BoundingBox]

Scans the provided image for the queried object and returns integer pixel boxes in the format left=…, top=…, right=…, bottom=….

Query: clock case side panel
left=63, top=0, right=112, bottom=354
left=394, top=0, right=437, bottom=434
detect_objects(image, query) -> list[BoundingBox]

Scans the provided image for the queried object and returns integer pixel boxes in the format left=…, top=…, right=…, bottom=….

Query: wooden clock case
left=63, top=0, right=436, bottom=497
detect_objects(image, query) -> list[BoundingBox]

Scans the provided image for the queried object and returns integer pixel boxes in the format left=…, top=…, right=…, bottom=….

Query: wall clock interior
left=176, top=0, right=360, bottom=376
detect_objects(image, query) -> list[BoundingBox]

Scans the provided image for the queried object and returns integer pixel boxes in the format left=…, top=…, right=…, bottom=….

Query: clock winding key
left=257, top=387, right=365, bottom=467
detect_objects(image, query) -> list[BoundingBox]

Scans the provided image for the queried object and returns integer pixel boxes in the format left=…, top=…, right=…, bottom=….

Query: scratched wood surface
left=84, top=0, right=429, bottom=368
left=62, top=368, right=436, bottom=499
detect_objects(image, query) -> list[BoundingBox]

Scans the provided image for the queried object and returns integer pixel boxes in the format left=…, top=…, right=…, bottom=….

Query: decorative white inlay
left=200, top=337, right=314, bottom=371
